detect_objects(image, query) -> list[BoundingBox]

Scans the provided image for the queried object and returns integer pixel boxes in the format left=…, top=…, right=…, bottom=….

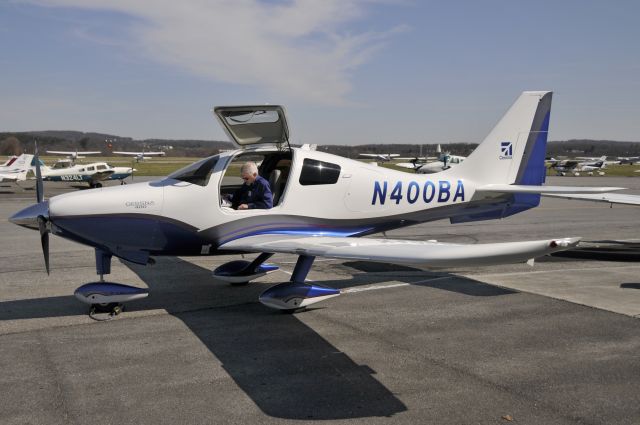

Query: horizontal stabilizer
left=476, top=184, right=625, bottom=194
left=219, top=235, right=581, bottom=268
left=544, top=192, right=640, bottom=206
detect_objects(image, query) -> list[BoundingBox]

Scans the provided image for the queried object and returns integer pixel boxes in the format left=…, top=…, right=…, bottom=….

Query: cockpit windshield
left=168, top=155, right=219, bottom=186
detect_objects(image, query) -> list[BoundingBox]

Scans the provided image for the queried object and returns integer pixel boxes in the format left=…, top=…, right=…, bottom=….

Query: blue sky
left=1, top=0, right=639, bottom=144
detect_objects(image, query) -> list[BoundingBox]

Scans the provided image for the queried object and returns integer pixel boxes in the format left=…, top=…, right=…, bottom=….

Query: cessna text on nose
left=125, top=200, right=156, bottom=209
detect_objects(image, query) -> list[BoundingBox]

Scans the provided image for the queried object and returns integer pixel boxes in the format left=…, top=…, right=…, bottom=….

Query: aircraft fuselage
left=41, top=148, right=519, bottom=263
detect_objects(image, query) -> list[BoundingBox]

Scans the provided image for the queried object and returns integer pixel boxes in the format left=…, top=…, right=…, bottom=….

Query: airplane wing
left=219, top=235, right=580, bottom=267
left=543, top=192, right=640, bottom=206
left=476, top=184, right=625, bottom=194
left=113, top=151, right=165, bottom=156
left=47, top=151, right=101, bottom=155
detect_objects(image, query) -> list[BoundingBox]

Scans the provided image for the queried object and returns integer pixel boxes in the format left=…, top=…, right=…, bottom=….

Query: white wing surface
left=112, top=151, right=165, bottom=156
left=219, top=235, right=580, bottom=267
left=544, top=193, right=640, bottom=206
left=47, top=151, right=101, bottom=155
left=477, top=184, right=625, bottom=194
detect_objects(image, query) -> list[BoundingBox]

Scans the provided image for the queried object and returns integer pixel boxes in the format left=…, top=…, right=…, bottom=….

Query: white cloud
left=24, top=0, right=406, bottom=105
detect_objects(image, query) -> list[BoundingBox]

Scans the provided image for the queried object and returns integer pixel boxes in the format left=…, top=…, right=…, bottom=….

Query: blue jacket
left=231, top=175, right=273, bottom=209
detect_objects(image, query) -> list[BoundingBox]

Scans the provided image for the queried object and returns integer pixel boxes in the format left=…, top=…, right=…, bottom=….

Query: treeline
left=546, top=139, right=640, bottom=157
left=0, top=131, right=233, bottom=157
left=1, top=130, right=639, bottom=159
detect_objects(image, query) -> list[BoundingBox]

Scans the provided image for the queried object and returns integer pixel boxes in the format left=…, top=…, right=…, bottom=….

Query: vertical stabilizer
left=450, top=91, right=552, bottom=185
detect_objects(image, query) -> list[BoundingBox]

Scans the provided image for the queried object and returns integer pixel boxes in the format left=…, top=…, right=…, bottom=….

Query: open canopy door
left=213, top=105, right=290, bottom=149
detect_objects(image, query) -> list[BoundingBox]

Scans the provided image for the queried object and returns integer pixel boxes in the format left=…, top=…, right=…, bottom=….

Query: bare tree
left=0, top=136, right=23, bottom=156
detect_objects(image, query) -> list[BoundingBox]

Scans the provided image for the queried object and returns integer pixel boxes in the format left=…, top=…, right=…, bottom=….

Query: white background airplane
left=396, top=144, right=467, bottom=174
left=10, top=91, right=625, bottom=315
left=549, top=156, right=608, bottom=176
left=0, top=154, right=34, bottom=183
left=112, top=150, right=166, bottom=162
left=617, top=156, right=640, bottom=165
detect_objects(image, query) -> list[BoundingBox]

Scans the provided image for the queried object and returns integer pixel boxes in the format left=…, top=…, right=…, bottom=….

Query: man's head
left=240, top=161, right=259, bottom=185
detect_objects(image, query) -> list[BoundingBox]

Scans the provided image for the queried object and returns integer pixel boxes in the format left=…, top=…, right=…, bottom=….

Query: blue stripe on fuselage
left=108, top=173, right=132, bottom=180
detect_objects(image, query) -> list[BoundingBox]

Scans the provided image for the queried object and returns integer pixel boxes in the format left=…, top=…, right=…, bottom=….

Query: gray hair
left=240, top=161, right=258, bottom=175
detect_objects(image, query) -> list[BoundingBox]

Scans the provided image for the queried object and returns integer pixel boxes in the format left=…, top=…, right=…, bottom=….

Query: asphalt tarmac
left=1, top=176, right=639, bottom=424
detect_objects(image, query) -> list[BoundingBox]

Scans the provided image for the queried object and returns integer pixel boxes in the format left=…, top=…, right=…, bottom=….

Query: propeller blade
left=34, top=142, right=44, bottom=203
left=37, top=216, right=50, bottom=275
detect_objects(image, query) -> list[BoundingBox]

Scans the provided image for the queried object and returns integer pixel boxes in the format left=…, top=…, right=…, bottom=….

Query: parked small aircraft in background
left=548, top=156, right=608, bottom=176
left=113, top=150, right=165, bottom=162
left=617, top=156, right=640, bottom=165
left=0, top=154, right=34, bottom=183
left=40, top=160, right=135, bottom=188
left=10, top=91, right=626, bottom=317
left=397, top=144, right=466, bottom=174
left=47, top=149, right=101, bottom=161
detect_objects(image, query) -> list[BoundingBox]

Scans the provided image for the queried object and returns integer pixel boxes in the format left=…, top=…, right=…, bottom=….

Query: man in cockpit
left=231, top=161, right=273, bottom=210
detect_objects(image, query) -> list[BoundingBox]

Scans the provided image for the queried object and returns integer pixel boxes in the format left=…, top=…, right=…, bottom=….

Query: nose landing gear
left=89, top=302, right=124, bottom=321
left=75, top=249, right=149, bottom=320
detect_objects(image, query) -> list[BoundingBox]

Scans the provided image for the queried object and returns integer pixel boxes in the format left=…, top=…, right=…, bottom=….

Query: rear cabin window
left=169, top=156, right=219, bottom=186
left=299, top=158, right=341, bottom=186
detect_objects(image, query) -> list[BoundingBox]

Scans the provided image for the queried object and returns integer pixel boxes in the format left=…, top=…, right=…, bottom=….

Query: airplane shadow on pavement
left=0, top=256, right=517, bottom=420
left=124, top=257, right=409, bottom=420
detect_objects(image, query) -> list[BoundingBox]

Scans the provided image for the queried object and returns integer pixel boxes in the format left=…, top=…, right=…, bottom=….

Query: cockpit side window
left=299, top=158, right=341, bottom=185
left=169, top=155, right=219, bottom=186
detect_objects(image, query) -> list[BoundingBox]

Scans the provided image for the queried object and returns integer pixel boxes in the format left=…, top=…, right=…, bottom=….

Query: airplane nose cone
left=9, top=200, right=49, bottom=230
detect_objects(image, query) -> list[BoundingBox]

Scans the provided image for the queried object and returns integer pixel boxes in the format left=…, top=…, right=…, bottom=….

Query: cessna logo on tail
left=500, top=141, right=513, bottom=159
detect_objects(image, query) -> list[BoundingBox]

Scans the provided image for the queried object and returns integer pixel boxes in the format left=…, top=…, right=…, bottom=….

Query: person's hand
left=238, top=204, right=249, bottom=210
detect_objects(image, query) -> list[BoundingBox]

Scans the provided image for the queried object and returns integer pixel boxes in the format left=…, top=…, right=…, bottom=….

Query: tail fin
left=450, top=91, right=552, bottom=185
left=5, top=154, right=34, bottom=171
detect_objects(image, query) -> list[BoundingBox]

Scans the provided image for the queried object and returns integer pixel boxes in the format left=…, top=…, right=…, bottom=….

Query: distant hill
left=1, top=131, right=639, bottom=159
left=0, top=131, right=233, bottom=157
left=546, top=139, right=640, bottom=157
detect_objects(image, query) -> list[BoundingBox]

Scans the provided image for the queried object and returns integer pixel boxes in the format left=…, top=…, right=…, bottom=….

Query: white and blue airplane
left=10, top=91, right=626, bottom=314
left=39, top=160, right=135, bottom=188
